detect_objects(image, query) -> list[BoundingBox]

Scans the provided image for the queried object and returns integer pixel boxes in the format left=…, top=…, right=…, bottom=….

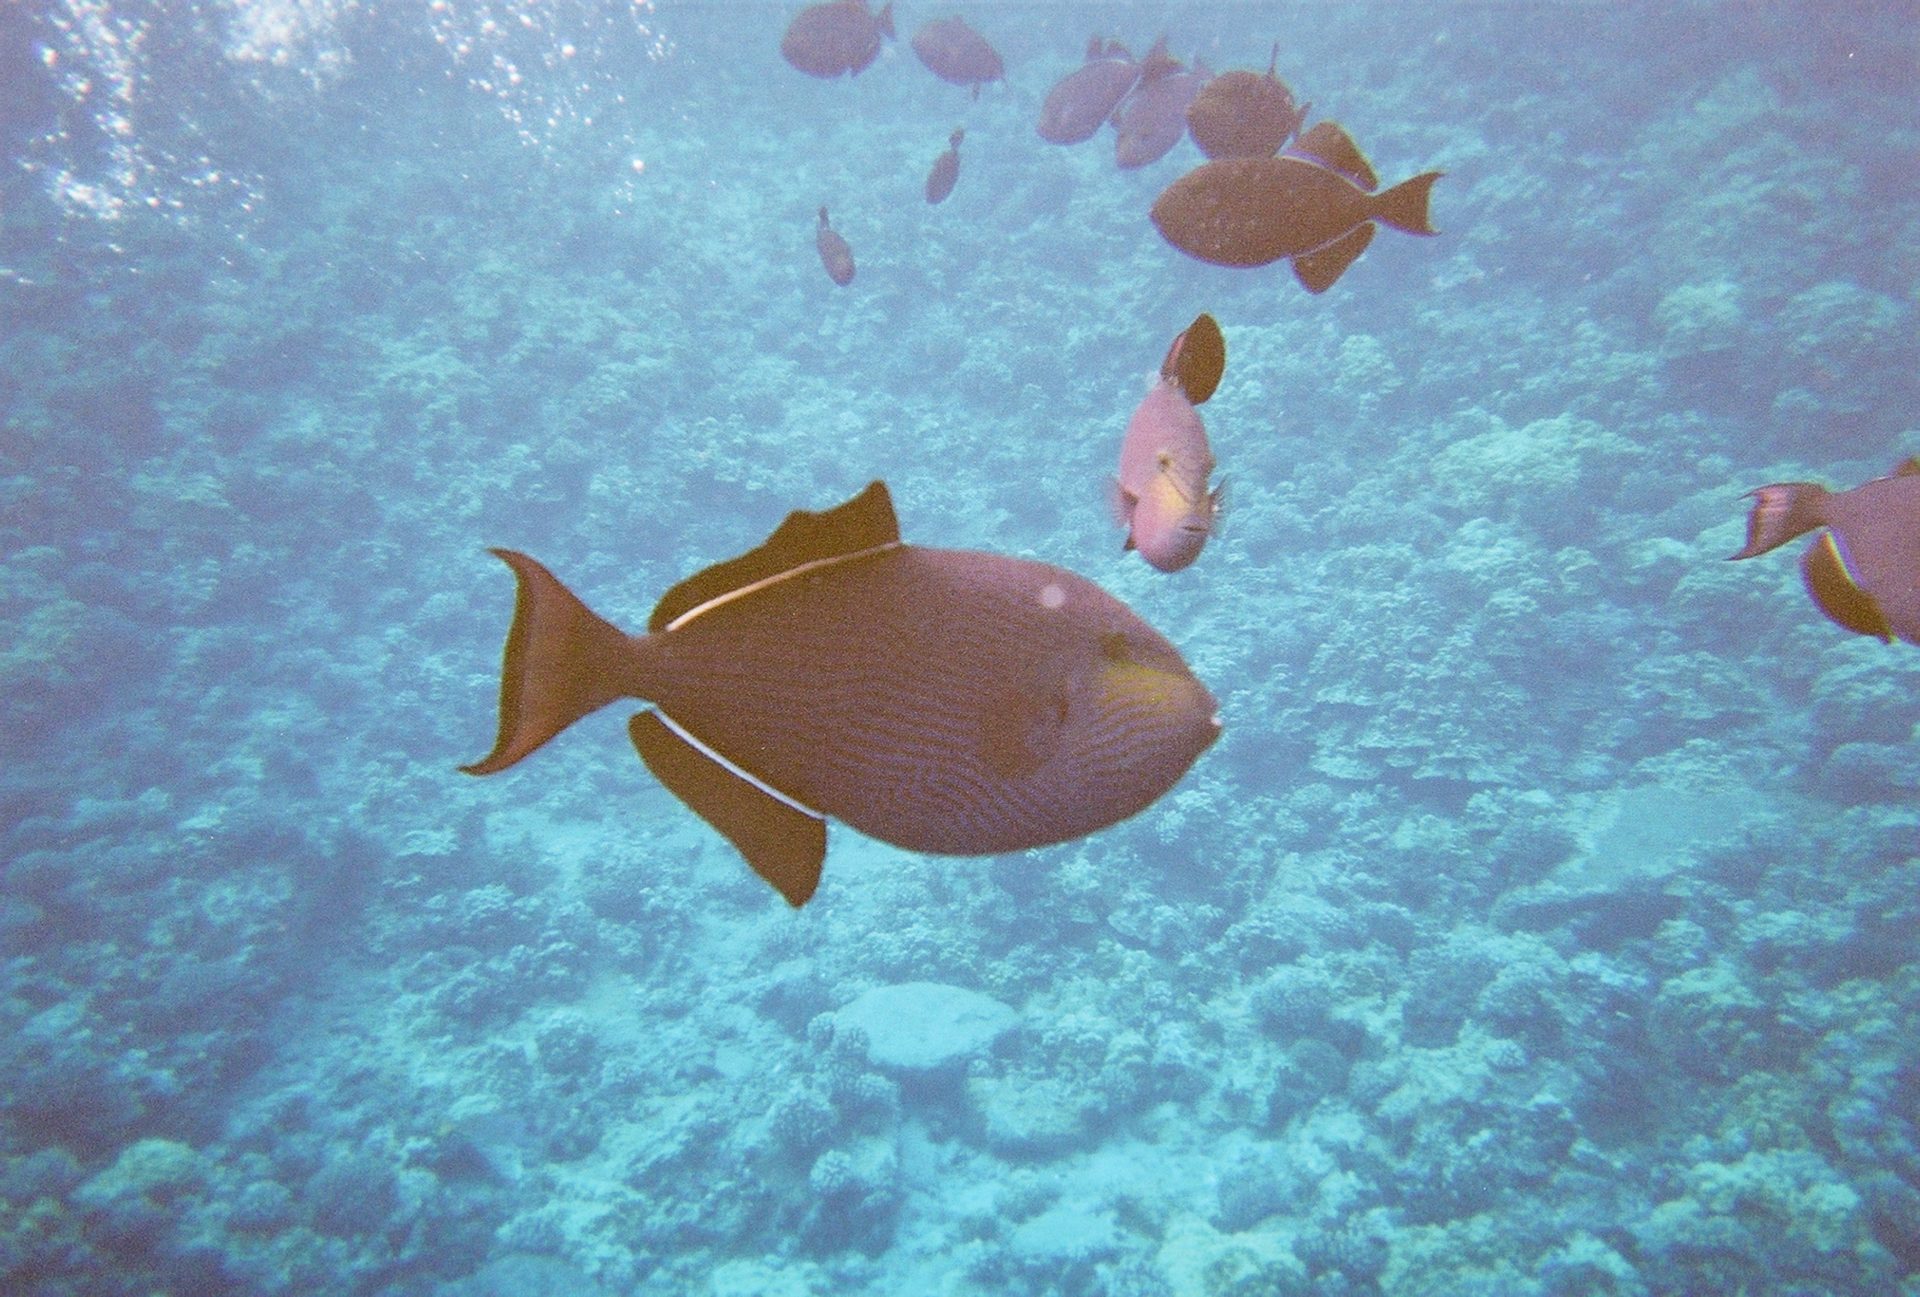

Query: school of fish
left=462, top=5, right=1904, bottom=907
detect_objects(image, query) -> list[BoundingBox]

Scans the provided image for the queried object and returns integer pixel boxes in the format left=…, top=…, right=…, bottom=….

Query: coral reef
left=2, top=3, right=1917, bottom=1296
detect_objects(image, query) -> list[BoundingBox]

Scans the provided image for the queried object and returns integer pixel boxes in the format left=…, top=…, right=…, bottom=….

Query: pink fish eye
left=1039, top=582, right=1067, bottom=609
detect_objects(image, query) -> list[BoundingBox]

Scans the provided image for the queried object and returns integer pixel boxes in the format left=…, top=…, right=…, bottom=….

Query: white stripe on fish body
left=649, top=707, right=828, bottom=823
left=663, top=542, right=904, bottom=632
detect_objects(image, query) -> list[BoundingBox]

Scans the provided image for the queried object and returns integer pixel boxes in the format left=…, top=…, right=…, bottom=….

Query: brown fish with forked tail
left=1730, top=458, right=1920, bottom=644
left=1151, top=120, right=1441, bottom=293
left=463, top=482, right=1220, bottom=906
left=1113, top=313, right=1226, bottom=572
left=816, top=207, right=855, bottom=285
left=925, top=128, right=964, bottom=204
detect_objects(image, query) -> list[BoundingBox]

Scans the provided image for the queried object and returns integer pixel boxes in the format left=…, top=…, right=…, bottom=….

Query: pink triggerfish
left=463, top=482, right=1220, bottom=906
left=781, top=0, right=894, bottom=79
left=815, top=207, right=855, bottom=285
left=925, top=128, right=964, bottom=204
left=1150, top=120, right=1441, bottom=293
left=1113, top=313, right=1227, bottom=573
left=1730, top=458, right=1920, bottom=644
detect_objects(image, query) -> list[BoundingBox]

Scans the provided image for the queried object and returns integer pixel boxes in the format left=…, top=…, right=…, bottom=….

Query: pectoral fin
left=1801, top=531, right=1892, bottom=642
left=629, top=711, right=827, bottom=906
left=980, top=672, right=1070, bottom=780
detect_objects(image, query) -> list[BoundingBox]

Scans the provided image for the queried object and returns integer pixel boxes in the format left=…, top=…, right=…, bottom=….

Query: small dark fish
left=1037, top=36, right=1145, bottom=145
left=464, top=482, right=1220, bottom=906
left=925, top=128, right=964, bottom=204
left=1150, top=121, right=1442, bottom=293
left=781, top=0, right=895, bottom=79
left=1186, top=42, right=1309, bottom=160
left=1730, top=458, right=1920, bottom=644
left=911, top=16, right=1003, bottom=97
left=1113, top=314, right=1227, bottom=572
left=1114, top=53, right=1211, bottom=169
left=816, top=206, right=855, bottom=285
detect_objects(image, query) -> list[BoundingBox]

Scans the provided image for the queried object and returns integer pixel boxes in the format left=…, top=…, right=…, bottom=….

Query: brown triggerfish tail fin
left=461, top=550, right=638, bottom=776
left=1372, top=171, right=1443, bottom=237
left=650, top=479, right=901, bottom=632
left=1293, top=224, right=1374, bottom=294
left=1729, top=482, right=1829, bottom=560
left=1161, top=312, right=1226, bottom=404
left=629, top=713, right=828, bottom=906
left=1801, top=532, right=1893, bottom=641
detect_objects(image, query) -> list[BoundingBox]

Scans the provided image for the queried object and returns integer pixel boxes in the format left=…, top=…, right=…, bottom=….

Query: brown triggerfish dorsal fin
left=649, top=479, right=902, bottom=632
left=1292, top=120, right=1377, bottom=191
left=1801, top=532, right=1892, bottom=641
left=1159, top=312, right=1226, bottom=404
left=629, top=713, right=827, bottom=906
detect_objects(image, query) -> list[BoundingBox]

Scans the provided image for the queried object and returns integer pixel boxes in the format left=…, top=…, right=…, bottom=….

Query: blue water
left=3, top=2, right=1918, bottom=1294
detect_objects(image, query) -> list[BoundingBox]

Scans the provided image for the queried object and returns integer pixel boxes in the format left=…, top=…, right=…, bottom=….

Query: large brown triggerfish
left=1730, top=458, right=1920, bottom=645
left=463, top=483, right=1221, bottom=906
left=1151, top=121, right=1441, bottom=293
left=1113, top=313, right=1226, bottom=573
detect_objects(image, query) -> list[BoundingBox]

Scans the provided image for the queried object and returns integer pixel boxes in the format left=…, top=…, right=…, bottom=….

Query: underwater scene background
left=4, top=1, right=1919, bottom=1294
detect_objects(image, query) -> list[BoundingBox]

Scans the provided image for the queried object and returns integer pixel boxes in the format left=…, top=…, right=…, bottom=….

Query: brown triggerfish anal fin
left=1293, top=224, right=1374, bottom=294
left=461, top=550, right=640, bottom=776
left=650, top=479, right=902, bottom=631
left=629, top=712, right=828, bottom=906
left=1800, top=532, right=1893, bottom=642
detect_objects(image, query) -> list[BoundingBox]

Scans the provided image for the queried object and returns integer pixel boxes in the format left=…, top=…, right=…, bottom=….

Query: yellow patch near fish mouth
left=1096, top=654, right=1199, bottom=715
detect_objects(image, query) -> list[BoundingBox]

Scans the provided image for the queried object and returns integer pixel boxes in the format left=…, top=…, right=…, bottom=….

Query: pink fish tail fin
left=1729, top=482, right=1829, bottom=560
left=1374, top=171, right=1443, bottom=236
left=462, top=550, right=644, bottom=776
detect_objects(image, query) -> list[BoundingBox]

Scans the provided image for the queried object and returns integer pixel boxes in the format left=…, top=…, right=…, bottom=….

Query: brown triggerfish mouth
left=1730, top=458, right=1920, bottom=645
left=463, top=482, right=1221, bottom=906
left=1151, top=120, right=1441, bottom=293
left=1113, top=313, right=1227, bottom=573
